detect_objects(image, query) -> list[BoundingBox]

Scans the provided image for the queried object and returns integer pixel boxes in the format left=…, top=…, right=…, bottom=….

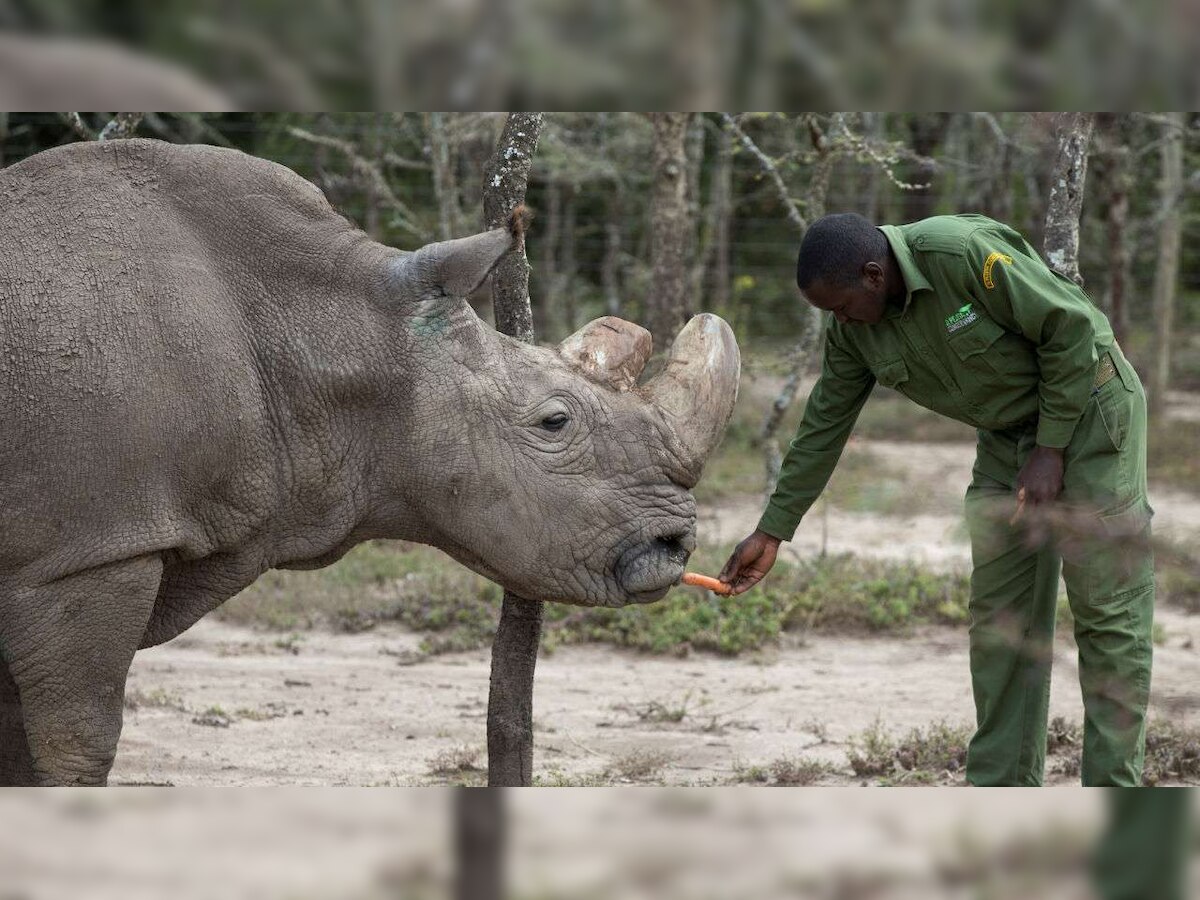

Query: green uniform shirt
left=758, top=214, right=1115, bottom=542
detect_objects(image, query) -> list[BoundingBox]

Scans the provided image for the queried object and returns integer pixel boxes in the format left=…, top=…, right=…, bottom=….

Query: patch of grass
left=605, top=748, right=674, bottom=782
left=1142, top=721, right=1200, bottom=786
left=730, top=756, right=832, bottom=786
left=123, top=687, right=186, bottom=712
left=848, top=718, right=970, bottom=783
left=620, top=696, right=691, bottom=724
left=428, top=744, right=483, bottom=777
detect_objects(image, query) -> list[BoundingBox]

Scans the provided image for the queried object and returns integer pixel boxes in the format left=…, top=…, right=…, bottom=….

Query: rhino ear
left=408, top=206, right=528, bottom=298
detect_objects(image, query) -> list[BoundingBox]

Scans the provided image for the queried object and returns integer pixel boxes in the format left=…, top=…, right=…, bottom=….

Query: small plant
left=124, top=687, right=186, bottom=712
left=191, top=706, right=232, bottom=728
left=428, top=744, right=483, bottom=776
left=605, top=748, right=673, bottom=782
left=1142, top=721, right=1200, bottom=786
left=848, top=718, right=896, bottom=778
left=768, top=756, right=831, bottom=786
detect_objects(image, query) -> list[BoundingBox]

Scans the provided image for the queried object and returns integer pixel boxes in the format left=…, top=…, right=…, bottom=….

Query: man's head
left=795, top=213, right=896, bottom=325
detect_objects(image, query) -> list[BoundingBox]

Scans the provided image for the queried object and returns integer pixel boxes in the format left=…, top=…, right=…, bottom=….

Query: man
left=720, top=212, right=1154, bottom=786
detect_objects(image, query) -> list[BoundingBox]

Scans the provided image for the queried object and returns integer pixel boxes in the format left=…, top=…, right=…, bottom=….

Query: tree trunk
left=647, top=113, right=691, bottom=354
left=363, top=114, right=382, bottom=240
left=1149, top=112, right=1184, bottom=418
left=535, top=179, right=562, bottom=340
left=602, top=180, right=624, bottom=317
left=901, top=113, right=950, bottom=222
left=1042, top=112, right=1095, bottom=286
left=481, top=113, right=545, bottom=787
left=428, top=112, right=462, bottom=240
left=455, top=789, right=504, bottom=900
left=560, top=183, right=578, bottom=335
left=1094, top=114, right=1133, bottom=345
left=0, top=111, right=7, bottom=169
left=711, top=121, right=733, bottom=311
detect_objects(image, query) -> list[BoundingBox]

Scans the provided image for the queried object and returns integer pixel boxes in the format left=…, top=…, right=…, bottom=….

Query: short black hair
left=795, top=213, right=888, bottom=291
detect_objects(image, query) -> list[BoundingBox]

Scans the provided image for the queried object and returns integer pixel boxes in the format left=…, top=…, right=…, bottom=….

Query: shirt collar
left=878, top=225, right=933, bottom=316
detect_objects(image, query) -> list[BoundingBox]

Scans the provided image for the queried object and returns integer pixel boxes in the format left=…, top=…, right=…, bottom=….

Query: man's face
left=801, top=263, right=888, bottom=325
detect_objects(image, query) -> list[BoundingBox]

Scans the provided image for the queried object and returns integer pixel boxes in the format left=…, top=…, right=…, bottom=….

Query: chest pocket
left=947, top=316, right=1004, bottom=359
left=873, top=358, right=910, bottom=391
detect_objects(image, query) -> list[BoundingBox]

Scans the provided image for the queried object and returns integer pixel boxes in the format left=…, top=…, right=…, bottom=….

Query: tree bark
left=1094, top=114, right=1133, bottom=345
left=428, top=112, right=462, bottom=240
left=901, top=113, right=950, bottom=222
left=560, top=183, right=578, bottom=335
left=455, top=789, right=505, bottom=900
left=602, top=180, right=624, bottom=317
left=535, top=179, right=562, bottom=340
left=481, top=113, right=545, bottom=787
left=1149, top=112, right=1184, bottom=418
left=1042, top=112, right=1095, bottom=286
left=647, top=113, right=691, bottom=354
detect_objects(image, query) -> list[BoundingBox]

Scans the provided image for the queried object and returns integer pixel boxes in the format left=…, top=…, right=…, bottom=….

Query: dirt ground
left=111, top=437, right=1200, bottom=786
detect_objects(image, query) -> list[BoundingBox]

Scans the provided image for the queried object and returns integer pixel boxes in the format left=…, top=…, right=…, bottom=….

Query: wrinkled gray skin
left=0, top=140, right=739, bottom=785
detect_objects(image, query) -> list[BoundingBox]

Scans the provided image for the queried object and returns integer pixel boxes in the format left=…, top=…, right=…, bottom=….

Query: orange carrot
left=1009, top=487, right=1027, bottom=526
left=682, top=572, right=732, bottom=595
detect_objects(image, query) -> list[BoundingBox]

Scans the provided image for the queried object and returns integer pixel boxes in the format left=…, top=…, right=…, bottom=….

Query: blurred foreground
left=0, top=789, right=1193, bottom=899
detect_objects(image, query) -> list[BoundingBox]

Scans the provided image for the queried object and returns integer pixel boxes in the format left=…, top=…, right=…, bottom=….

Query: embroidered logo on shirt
left=945, top=303, right=977, bottom=333
left=982, top=252, right=1014, bottom=289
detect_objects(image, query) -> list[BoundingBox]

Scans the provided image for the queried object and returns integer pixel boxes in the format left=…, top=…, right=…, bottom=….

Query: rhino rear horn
left=410, top=206, right=527, bottom=297
left=556, top=317, right=653, bottom=392
left=639, top=314, right=740, bottom=481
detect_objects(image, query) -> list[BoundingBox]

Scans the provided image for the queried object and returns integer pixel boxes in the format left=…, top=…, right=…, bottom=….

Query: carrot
left=682, top=572, right=732, bottom=595
left=1009, top=487, right=1027, bottom=526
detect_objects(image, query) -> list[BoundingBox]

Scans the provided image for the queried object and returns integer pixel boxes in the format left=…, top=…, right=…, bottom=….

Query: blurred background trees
left=2, top=111, right=1197, bottom=397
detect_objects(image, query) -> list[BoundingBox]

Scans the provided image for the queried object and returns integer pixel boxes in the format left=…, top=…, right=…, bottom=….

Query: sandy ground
left=111, top=438, right=1200, bottom=787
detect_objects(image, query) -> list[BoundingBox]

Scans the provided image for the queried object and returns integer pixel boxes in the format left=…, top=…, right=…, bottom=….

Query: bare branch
left=722, top=113, right=807, bottom=233
left=62, top=112, right=95, bottom=140
left=286, top=125, right=427, bottom=239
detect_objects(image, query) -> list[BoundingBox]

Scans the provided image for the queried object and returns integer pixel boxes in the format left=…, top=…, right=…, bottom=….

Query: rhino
left=0, top=139, right=739, bottom=785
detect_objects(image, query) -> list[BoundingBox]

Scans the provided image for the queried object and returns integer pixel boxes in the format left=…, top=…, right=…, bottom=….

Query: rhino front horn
left=639, top=314, right=740, bottom=481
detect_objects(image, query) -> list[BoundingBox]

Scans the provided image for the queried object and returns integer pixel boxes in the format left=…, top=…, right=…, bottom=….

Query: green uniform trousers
left=963, top=347, right=1154, bottom=786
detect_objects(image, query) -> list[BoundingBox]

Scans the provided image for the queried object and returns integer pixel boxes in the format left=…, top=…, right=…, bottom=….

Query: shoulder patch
left=982, top=252, right=1014, bottom=289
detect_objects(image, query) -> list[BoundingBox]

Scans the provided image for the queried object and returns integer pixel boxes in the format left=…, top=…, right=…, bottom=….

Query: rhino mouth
left=614, top=526, right=696, bottom=604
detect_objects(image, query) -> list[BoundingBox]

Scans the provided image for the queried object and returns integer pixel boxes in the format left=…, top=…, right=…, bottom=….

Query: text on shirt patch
left=982, top=251, right=1014, bottom=289
left=945, top=303, right=978, bottom=333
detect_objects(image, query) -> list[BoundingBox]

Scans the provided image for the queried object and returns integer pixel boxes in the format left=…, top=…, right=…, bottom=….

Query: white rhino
left=0, top=139, right=739, bottom=785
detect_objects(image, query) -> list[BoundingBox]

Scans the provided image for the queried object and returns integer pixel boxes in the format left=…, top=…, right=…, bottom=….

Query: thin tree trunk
left=560, top=182, right=578, bottom=335
left=481, top=113, right=545, bottom=788
left=536, top=179, right=561, bottom=340
left=648, top=112, right=691, bottom=354
left=901, top=113, right=949, bottom=222
left=363, top=114, right=382, bottom=240
left=1095, top=114, right=1133, bottom=345
left=428, top=112, right=462, bottom=240
left=1042, top=112, right=1095, bottom=286
left=455, top=789, right=504, bottom=900
left=602, top=180, right=624, bottom=317
left=0, top=111, right=7, bottom=168
left=1149, top=112, right=1184, bottom=418
left=860, top=112, right=883, bottom=222
left=707, top=120, right=733, bottom=310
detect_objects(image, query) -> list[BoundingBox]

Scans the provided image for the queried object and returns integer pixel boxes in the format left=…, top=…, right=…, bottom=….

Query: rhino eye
left=540, top=412, right=570, bottom=432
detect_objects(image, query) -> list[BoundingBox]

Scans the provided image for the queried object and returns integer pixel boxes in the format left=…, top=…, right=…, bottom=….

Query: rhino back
left=0, top=140, right=362, bottom=580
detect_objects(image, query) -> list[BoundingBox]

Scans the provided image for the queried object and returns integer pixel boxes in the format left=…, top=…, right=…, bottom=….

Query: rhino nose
left=655, top=530, right=696, bottom=562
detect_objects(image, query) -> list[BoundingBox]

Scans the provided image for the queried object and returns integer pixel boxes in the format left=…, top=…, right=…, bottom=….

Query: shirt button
left=916, top=236, right=926, bottom=245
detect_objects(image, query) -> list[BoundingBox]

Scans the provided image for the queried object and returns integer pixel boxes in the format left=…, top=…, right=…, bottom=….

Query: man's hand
left=718, top=529, right=782, bottom=596
left=1016, top=444, right=1065, bottom=511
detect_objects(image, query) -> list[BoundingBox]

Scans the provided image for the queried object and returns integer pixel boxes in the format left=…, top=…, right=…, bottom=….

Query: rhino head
left=378, top=218, right=739, bottom=608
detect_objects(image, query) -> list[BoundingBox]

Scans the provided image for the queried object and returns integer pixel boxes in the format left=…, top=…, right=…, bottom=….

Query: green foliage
left=848, top=718, right=971, bottom=783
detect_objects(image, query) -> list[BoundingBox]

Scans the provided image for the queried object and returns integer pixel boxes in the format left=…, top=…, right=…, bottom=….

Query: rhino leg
left=1, top=554, right=161, bottom=786
left=0, top=657, right=36, bottom=785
